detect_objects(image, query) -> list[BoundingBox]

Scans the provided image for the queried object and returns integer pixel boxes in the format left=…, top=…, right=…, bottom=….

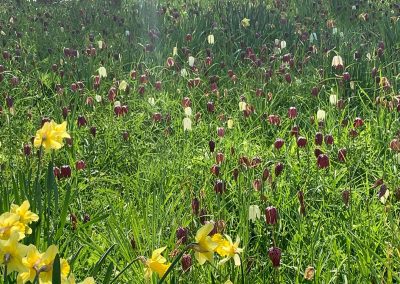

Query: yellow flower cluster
left=193, top=223, right=243, bottom=266
left=143, top=223, right=243, bottom=280
left=33, top=121, right=70, bottom=151
left=0, top=201, right=95, bottom=284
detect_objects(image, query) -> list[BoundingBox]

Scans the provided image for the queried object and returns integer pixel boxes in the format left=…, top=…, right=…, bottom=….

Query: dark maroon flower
left=349, top=129, right=358, bottom=138
left=210, top=164, right=220, bottom=176
left=233, top=168, right=239, bottom=181
left=70, top=213, right=77, bottom=230
left=274, top=138, right=284, bottom=150
left=23, top=144, right=31, bottom=156
left=77, top=115, right=87, bottom=127
left=315, top=132, right=323, bottom=146
left=83, top=213, right=90, bottom=223
left=60, top=165, right=72, bottom=178
left=291, top=126, right=299, bottom=137
left=353, top=117, right=364, bottom=128
left=338, top=148, right=347, bottom=163
left=377, top=184, right=388, bottom=199
left=199, top=208, right=207, bottom=224
left=284, top=73, right=292, bottom=83
left=207, top=101, right=215, bottom=113
left=268, top=247, right=281, bottom=268
left=214, top=179, right=226, bottom=194
left=324, top=134, right=334, bottom=145
left=191, top=198, right=199, bottom=215
left=181, top=254, right=192, bottom=272
left=343, top=72, right=351, bottom=81
left=216, top=152, right=224, bottom=164
left=317, top=154, right=329, bottom=169
left=217, top=127, right=225, bottom=138
left=390, top=139, right=400, bottom=152
left=185, top=34, right=192, bottom=41
left=262, top=168, right=270, bottom=181
left=176, top=227, right=188, bottom=243
left=114, top=106, right=122, bottom=116
left=122, top=131, right=129, bottom=141
left=76, top=160, right=86, bottom=171
left=252, top=179, right=262, bottom=191
left=209, top=140, right=215, bottom=153
left=297, top=136, right=307, bottom=148
left=53, top=166, right=61, bottom=179
left=152, top=112, right=162, bottom=122
left=6, top=96, right=13, bottom=108
left=90, top=126, right=97, bottom=137
left=251, top=157, right=262, bottom=168
left=268, top=115, right=281, bottom=126
left=342, top=190, right=350, bottom=207
left=311, top=86, right=319, bottom=97
left=155, top=81, right=162, bottom=91
left=265, top=206, right=278, bottom=225
left=275, top=162, right=284, bottom=177
left=288, top=107, right=297, bottom=119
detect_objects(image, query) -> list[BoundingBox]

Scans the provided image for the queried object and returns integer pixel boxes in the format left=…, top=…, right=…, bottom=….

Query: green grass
left=0, top=0, right=399, bottom=283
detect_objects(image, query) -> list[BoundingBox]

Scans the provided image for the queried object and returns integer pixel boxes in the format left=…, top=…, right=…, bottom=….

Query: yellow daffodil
left=17, top=245, right=41, bottom=284
left=10, top=200, right=39, bottom=234
left=0, top=232, right=28, bottom=274
left=144, top=247, right=171, bottom=280
left=211, top=234, right=230, bottom=256
left=33, top=121, right=70, bottom=151
left=17, top=245, right=70, bottom=284
left=192, top=223, right=218, bottom=265
left=241, top=18, right=250, bottom=28
left=216, top=235, right=243, bottom=266
left=0, top=212, right=25, bottom=240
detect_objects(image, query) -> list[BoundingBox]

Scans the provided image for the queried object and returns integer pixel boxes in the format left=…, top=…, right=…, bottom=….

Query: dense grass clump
left=0, top=0, right=399, bottom=283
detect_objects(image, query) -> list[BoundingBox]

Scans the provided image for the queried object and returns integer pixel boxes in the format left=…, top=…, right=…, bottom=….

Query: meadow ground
left=0, top=0, right=399, bottom=283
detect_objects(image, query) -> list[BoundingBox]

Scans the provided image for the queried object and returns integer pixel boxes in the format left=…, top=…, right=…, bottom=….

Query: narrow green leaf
left=91, top=244, right=116, bottom=277
left=52, top=253, right=61, bottom=284
left=103, top=262, right=114, bottom=284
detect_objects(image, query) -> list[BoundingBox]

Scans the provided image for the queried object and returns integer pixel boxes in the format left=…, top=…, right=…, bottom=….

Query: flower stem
left=238, top=254, right=245, bottom=284
left=159, top=244, right=193, bottom=284
left=3, top=264, right=7, bottom=284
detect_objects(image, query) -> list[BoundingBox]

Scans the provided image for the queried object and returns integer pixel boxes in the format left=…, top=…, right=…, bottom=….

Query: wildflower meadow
left=0, top=0, right=399, bottom=283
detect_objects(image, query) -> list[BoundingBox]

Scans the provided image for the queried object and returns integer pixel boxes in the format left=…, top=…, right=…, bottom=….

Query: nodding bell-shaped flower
left=188, top=56, right=195, bottom=67
left=183, top=117, right=192, bottom=131
left=98, top=66, right=107, bottom=78
left=331, top=55, right=344, bottom=69
left=316, top=109, right=326, bottom=122
left=207, top=34, right=215, bottom=44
